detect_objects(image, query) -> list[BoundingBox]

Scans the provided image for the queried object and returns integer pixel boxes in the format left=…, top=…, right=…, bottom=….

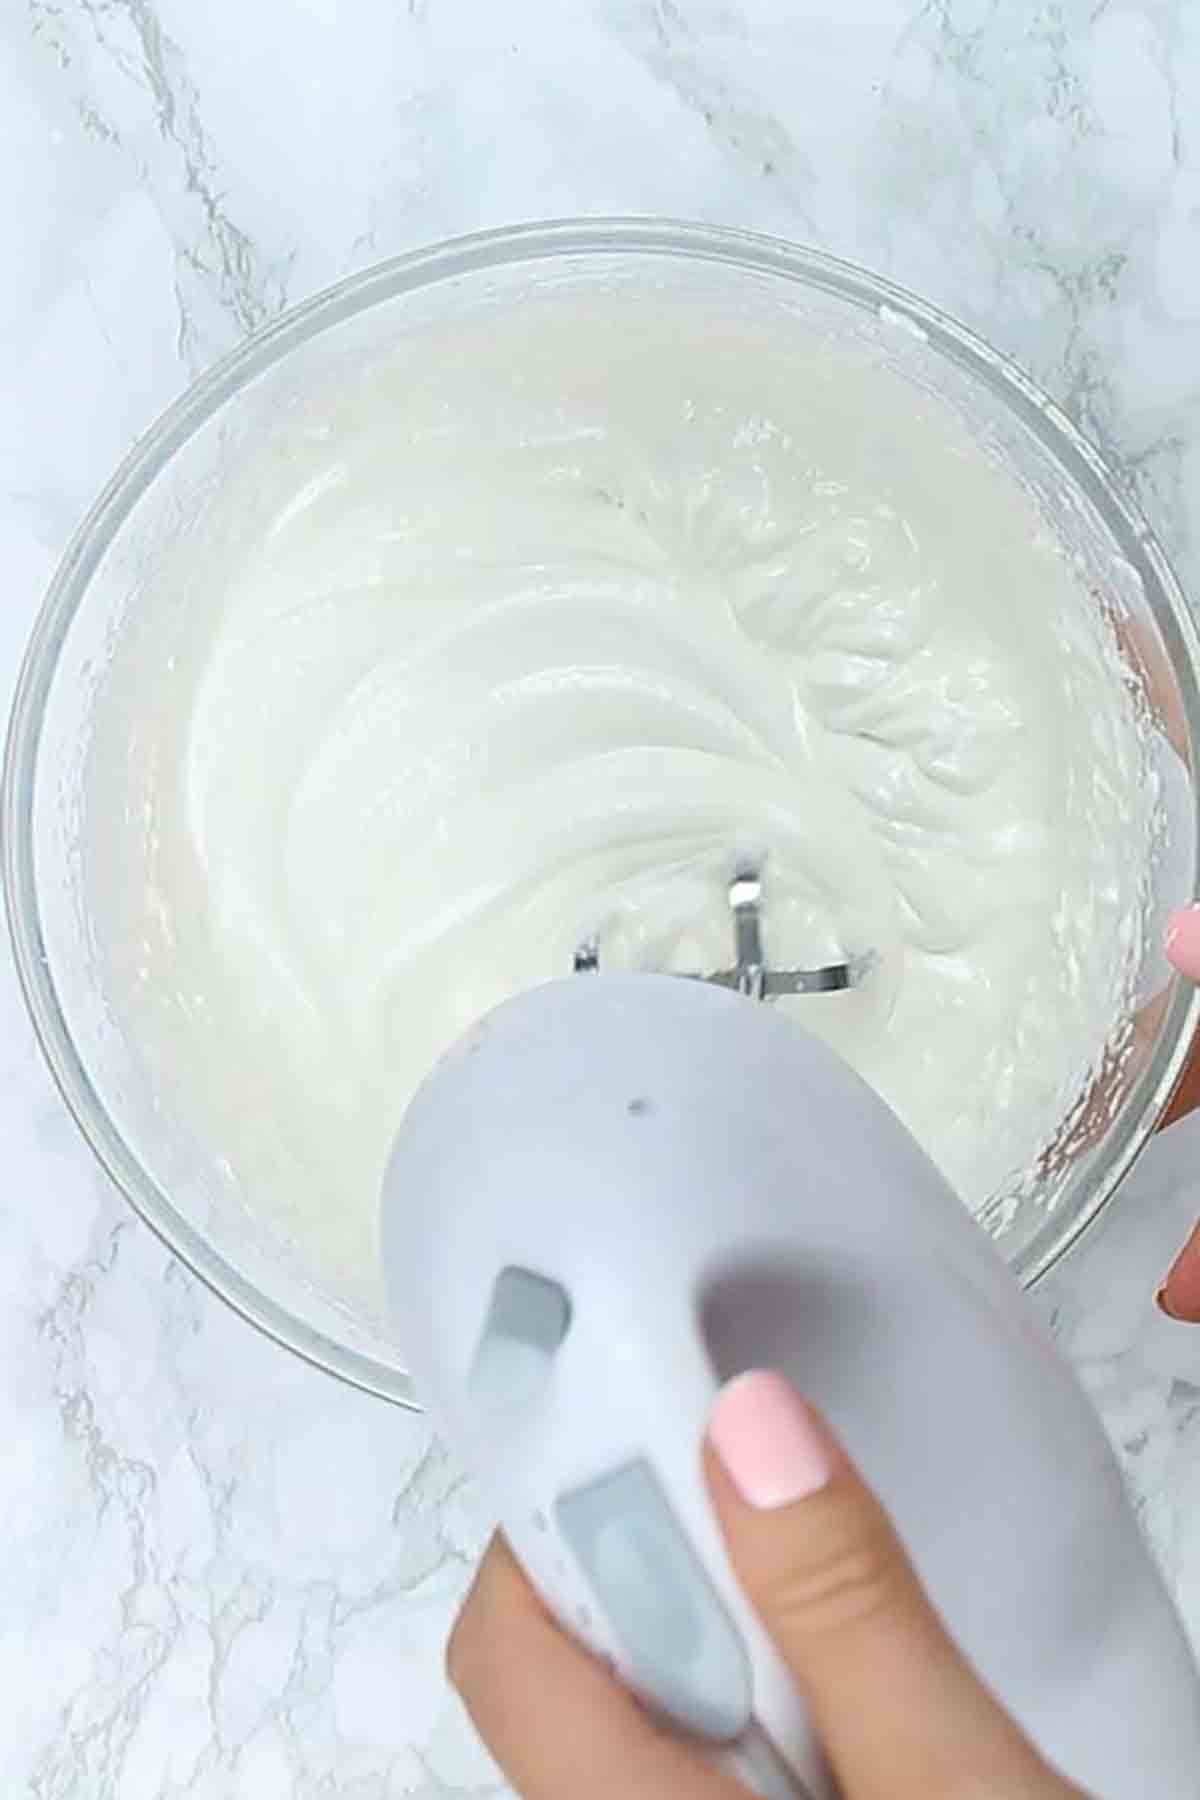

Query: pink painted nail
left=708, top=1370, right=835, bottom=1510
left=1165, top=904, right=1200, bottom=980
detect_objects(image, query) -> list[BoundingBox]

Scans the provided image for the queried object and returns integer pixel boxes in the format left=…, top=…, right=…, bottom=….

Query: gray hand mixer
left=380, top=870, right=1200, bottom=1797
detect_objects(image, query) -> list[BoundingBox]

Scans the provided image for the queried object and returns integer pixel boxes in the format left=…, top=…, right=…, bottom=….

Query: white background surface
left=3, top=2, right=1200, bottom=1794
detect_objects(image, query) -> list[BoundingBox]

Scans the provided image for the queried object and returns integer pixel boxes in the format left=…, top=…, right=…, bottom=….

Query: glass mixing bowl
left=6, top=220, right=1200, bottom=1409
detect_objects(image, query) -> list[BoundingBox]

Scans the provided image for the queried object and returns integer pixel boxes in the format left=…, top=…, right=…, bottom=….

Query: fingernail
left=1165, top=904, right=1200, bottom=978
left=1156, top=1226, right=1200, bottom=1323
left=708, top=1370, right=835, bottom=1510
left=1156, top=1284, right=1185, bottom=1321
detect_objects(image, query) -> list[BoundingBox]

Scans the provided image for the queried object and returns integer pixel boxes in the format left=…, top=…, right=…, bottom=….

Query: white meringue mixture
left=87, top=298, right=1151, bottom=1293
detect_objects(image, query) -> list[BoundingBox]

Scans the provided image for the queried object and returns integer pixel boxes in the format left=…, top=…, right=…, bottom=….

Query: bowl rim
left=6, top=215, right=1200, bottom=1409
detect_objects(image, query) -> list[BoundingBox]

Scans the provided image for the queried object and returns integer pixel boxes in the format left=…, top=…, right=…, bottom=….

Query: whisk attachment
left=572, top=939, right=601, bottom=976
left=573, top=868, right=871, bottom=1001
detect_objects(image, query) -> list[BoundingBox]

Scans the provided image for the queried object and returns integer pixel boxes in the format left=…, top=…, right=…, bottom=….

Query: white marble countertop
left=4, top=2, right=1200, bottom=1793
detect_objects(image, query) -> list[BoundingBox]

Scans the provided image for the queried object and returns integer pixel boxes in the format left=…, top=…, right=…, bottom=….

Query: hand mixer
left=380, top=871, right=1200, bottom=1798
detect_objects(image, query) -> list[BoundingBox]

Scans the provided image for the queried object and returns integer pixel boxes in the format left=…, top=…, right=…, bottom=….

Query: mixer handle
left=480, top=1267, right=835, bottom=1800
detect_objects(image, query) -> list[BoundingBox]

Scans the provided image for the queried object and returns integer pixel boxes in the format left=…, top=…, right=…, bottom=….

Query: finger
left=1166, top=904, right=1200, bottom=981
left=448, top=1534, right=745, bottom=1800
left=1159, top=1219, right=1200, bottom=1322
left=707, top=1371, right=1082, bottom=1799
left=1159, top=906, right=1200, bottom=1316
left=1160, top=995, right=1200, bottom=1128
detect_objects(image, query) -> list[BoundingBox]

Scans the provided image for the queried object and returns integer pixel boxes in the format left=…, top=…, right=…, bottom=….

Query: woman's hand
left=449, top=1370, right=1085, bottom=1799
left=1160, top=905, right=1200, bottom=1321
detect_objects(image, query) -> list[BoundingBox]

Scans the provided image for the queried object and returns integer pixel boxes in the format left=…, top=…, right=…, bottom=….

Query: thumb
left=706, top=1371, right=1082, bottom=1800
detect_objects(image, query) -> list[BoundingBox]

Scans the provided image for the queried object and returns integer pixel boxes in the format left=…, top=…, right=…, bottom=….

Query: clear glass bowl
left=6, top=220, right=1200, bottom=1409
